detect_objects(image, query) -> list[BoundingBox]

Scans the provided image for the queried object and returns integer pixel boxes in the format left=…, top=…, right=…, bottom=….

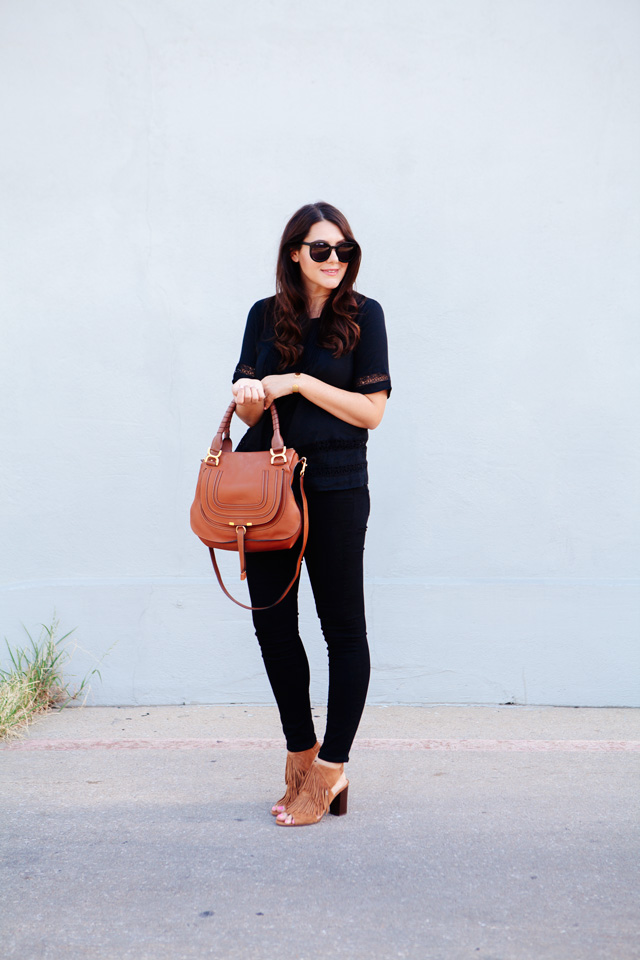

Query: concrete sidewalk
left=1, top=705, right=639, bottom=960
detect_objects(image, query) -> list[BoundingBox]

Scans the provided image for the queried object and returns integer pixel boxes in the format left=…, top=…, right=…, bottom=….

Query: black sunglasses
left=300, top=240, right=359, bottom=263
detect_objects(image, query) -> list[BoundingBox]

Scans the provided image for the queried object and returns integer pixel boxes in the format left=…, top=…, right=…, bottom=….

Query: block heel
left=329, top=783, right=348, bottom=816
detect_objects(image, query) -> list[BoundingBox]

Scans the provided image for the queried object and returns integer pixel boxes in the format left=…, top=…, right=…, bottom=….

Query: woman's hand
left=261, top=374, right=297, bottom=409
left=232, top=378, right=266, bottom=427
left=232, top=378, right=266, bottom=405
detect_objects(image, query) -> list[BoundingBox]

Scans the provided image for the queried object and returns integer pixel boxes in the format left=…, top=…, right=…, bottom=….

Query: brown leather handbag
left=190, top=400, right=308, bottom=610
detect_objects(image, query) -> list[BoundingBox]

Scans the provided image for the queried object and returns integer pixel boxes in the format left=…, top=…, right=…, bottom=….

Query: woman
left=231, top=201, right=391, bottom=826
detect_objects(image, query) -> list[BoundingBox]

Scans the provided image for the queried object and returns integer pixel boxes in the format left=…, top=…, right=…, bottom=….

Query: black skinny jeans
left=245, top=485, right=371, bottom=763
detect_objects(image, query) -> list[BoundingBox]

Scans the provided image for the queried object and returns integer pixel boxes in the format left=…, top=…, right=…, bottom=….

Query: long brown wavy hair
left=273, top=202, right=362, bottom=370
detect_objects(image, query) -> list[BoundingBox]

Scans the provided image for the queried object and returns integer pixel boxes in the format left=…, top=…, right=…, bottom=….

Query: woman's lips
left=321, top=269, right=340, bottom=275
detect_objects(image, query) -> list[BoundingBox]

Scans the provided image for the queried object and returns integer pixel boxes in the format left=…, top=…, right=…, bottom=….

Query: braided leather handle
left=210, top=401, right=284, bottom=453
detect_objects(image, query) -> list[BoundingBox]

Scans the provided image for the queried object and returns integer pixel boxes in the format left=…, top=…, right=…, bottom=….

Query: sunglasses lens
left=336, top=243, right=357, bottom=262
left=309, top=242, right=331, bottom=262
left=306, top=241, right=358, bottom=262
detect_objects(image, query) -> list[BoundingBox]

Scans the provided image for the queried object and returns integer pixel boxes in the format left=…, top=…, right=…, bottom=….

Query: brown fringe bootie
left=276, top=759, right=349, bottom=826
left=271, top=742, right=321, bottom=816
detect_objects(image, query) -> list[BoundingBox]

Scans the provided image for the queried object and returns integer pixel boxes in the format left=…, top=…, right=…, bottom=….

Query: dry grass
left=0, top=620, right=100, bottom=740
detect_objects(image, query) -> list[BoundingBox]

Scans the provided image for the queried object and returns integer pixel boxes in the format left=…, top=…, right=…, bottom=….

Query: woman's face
left=290, top=219, right=348, bottom=297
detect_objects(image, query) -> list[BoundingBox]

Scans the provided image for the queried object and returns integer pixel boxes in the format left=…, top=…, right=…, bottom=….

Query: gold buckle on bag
left=203, top=447, right=222, bottom=466
left=270, top=447, right=287, bottom=465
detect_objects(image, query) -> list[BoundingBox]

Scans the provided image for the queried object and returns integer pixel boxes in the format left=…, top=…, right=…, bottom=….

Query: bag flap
left=197, top=450, right=296, bottom=529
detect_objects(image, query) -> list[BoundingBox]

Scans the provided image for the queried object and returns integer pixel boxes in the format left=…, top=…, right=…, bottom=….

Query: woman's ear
left=290, top=248, right=300, bottom=263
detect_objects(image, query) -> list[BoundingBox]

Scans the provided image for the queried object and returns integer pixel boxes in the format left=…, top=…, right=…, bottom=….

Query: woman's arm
left=231, top=300, right=270, bottom=427
left=261, top=373, right=387, bottom=430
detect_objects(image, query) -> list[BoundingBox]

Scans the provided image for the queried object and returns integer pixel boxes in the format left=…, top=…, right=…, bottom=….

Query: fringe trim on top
left=281, top=762, right=344, bottom=824
left=273, top=742, right=320, bottom=811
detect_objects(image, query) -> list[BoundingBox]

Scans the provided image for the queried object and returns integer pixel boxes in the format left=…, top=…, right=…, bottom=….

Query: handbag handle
left=209, top=401, right=284, bottom=460
left=207, top=460, right=309, bottom=611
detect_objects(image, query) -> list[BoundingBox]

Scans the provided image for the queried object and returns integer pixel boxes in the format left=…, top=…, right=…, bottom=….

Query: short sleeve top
left=232, top=295, right=391, bottom=491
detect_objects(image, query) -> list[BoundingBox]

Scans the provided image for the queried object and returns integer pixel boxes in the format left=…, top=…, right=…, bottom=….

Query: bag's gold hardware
left=228, top=522, right=252, bottom=526
left=270, top=446, right=287, bottom=465
left=203, top=447, right=222, bottom=466
left=300, top=457, right=307, bottom=476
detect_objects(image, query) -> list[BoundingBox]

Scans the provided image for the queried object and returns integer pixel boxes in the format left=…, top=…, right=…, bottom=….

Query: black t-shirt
left=231, top=295, right=391, bottom=491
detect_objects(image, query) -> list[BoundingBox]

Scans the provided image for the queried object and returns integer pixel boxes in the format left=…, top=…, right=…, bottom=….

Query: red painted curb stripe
left=3, top=738, right=639, bottom=752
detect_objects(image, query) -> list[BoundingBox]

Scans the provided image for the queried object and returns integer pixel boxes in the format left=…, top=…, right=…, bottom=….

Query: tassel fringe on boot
left=276, top=759, right=349, bottom=826
left=271, top=742, right=321, bottom=816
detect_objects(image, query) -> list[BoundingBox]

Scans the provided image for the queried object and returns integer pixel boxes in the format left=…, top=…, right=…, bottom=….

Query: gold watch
left=292, top=373, right=302, bottom=394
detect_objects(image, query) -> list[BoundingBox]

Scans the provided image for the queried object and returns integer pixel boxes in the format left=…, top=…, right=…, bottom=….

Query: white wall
left=1, top=0, right=638, bottom=706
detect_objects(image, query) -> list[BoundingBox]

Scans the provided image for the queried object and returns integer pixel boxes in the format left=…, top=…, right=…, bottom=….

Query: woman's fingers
left=233, top=379, right=265, bottom=404
left=248, top=384, right=265, bottom=403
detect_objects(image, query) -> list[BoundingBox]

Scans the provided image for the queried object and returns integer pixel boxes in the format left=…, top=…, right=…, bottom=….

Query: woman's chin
left=319, top=277, right=343, bottom=291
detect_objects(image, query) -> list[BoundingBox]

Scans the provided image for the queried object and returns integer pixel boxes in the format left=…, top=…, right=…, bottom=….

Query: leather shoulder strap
left=207, top=468, right=309, bottom=611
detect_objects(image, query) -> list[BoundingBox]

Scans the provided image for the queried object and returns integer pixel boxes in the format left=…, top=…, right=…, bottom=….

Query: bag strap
left=207, top=462, right=309, bottom=611
left=209, top=401, right=284, bottom=459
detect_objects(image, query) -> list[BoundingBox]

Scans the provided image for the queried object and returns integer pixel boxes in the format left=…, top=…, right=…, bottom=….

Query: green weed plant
left=0, top=618, right=101, bottom=740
